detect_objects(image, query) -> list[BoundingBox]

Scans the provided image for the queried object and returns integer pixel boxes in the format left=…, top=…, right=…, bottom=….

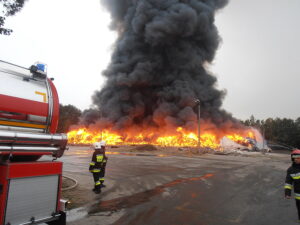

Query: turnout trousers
left=99, top=168, right=106, bottom=184
left=296, top=199, right=300, bottom=220
left=92, top=172, right=101, bottom=190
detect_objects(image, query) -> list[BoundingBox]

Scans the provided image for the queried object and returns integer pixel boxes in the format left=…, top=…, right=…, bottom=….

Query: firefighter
left=99, top=142, right=108, bottom=188
left=89, top=141, right=108, bottom=194
left=285, top=149, right=300, bottom=222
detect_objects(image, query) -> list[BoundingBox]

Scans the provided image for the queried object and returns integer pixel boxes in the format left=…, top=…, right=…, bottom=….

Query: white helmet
left=93, top=141, right=106, bottom=150
left=99, top=141, right=106, bottom=147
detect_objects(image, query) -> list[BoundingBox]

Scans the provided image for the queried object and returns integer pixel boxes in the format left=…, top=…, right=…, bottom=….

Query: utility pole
left=262, top=126, right=265, bottom=149
left=100, top=110, right=103, bottom=141
left=195, top=99, right=201, bottom=147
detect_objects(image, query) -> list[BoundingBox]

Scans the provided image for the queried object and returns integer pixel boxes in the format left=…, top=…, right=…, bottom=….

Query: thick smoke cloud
left=92, top=0, right=240, bottom=132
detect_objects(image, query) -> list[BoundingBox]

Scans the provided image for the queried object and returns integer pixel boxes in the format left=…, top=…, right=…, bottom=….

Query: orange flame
left=67, top=126, right=255, bottom=150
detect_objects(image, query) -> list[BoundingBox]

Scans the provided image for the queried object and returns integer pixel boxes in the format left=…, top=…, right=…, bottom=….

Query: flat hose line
left=62, top=175, right=78, bottom=191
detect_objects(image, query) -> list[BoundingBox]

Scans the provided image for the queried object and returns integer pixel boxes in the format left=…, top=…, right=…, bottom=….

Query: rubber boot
left=94, top=188, right=101, bottom=194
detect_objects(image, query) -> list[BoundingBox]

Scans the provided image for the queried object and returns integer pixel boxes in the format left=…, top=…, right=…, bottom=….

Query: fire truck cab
left=0, top=60, right=68, bottom=225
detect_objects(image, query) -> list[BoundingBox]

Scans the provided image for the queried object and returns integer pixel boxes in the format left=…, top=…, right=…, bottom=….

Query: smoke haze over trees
left=0, top=0, right=27, bottom=35
left=91, top=0, right=243, bottom=134
left=57, top=104, right=81, bottom=133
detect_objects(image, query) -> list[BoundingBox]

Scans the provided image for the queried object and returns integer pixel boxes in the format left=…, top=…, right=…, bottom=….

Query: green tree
left=243, top=115, right=262, bottom=129
left=293, top=117, right=300, bottom=148
left=0, top=0, right=27, bottom=35
left=271, top=118, right=297, bottom=147
left=263, top=118, right=275, bottom=141
left=57, top=104, right=82, bottom=133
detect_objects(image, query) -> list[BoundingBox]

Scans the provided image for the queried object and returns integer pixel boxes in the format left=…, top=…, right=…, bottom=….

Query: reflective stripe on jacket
left=285, top=164, right=300, bottom=198
left=89, top=150, right=108, bottom=173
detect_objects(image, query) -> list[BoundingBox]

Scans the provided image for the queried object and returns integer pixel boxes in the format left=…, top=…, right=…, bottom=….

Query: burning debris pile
left=67, top=0, right=266, bottom=151
left=67, top=127, right=261, bottom=151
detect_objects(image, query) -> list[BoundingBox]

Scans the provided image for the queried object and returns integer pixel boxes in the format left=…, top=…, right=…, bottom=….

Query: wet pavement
left=56, top=147, right=299, bottom=225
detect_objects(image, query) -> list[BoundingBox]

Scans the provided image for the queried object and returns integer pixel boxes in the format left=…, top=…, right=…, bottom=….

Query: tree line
left=242, top=115, right=300, bottom=149
left=58, top=104, right=300, bottom=149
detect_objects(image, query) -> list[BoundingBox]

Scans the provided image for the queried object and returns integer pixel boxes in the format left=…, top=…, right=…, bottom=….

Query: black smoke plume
left=90, top=0, right=241, bottom=134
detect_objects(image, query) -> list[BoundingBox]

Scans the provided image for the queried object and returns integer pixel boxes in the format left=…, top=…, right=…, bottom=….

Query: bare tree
left=0, top=0, right=27, bottom=35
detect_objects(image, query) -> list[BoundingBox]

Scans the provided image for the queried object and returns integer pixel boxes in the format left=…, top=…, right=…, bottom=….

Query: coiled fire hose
left=62, top=175, right=78, bottom=191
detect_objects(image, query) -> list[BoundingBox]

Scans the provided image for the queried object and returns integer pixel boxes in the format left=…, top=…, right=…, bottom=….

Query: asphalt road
left=59, top=147, right=298, bottom=225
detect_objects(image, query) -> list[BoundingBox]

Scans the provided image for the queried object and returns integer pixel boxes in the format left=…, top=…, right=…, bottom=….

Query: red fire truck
left=0, top=60, right=68, bottom=225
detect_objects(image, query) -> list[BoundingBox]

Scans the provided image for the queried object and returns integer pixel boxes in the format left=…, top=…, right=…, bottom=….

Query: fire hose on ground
left=62, top=175, right=78, bottom=191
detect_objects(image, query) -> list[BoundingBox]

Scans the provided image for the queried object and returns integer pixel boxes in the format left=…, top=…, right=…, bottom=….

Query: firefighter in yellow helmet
left=89, top=141, right=108, bottom=194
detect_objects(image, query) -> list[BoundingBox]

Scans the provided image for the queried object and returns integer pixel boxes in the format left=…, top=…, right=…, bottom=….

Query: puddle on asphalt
left=88, top=173, right=213, bottom=214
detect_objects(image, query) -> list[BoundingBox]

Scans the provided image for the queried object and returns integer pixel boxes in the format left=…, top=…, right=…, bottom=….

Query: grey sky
left=1, top=0, right=299, bottom=120
left=214, top=0, right=300, bottom=120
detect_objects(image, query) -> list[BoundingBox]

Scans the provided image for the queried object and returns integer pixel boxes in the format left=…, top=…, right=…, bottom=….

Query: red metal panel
left=48, top=79, right=59, bottom=134
left=0, top=165, right=9, bottom=225
left=8, top=161, right=62, bottom=179
left=0, top=162, right=63, bottom=223
left=0, top=94, right=48, bottom=117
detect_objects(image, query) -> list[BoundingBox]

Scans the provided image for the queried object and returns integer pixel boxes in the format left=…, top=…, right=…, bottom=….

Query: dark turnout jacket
left=285, top=163, right=300, bottom=199
left=89, top=150, right=108, bottom=173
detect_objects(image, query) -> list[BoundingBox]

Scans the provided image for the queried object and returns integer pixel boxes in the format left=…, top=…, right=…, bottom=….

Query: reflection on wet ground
left=65, top=149, right=168, bottom=157
left=106, top=152, right=168, bottom=157
left=89, top=173, right=213, bottom=214
left=64, top=149, right=90, bottom=155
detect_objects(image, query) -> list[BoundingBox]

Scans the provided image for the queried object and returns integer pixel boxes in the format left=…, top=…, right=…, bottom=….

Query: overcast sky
left=1, top=0, right=299, bottom=120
